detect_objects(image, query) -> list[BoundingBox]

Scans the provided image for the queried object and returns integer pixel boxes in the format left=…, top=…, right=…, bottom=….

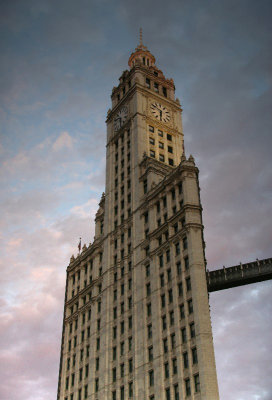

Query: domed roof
left=128, top=29, right=156, bottom=69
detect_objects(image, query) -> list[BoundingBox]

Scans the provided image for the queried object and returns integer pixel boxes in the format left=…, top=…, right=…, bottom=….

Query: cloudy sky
left=0, top=0, right=271, bottom=399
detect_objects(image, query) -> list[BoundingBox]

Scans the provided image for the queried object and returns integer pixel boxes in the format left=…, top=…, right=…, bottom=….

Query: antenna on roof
left=139, top=27, right=143, bottom=46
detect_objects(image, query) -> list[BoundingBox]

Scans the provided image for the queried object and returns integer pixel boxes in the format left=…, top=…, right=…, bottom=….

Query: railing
left=207, top=257, right=272, bottom=292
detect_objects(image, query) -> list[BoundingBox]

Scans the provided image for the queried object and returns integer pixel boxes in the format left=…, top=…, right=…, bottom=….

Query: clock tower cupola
left=128, top=28, right=156, bottom=68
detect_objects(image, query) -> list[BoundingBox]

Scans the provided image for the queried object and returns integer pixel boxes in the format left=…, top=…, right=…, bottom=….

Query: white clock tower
left=57, top=35, right=220, bottom=400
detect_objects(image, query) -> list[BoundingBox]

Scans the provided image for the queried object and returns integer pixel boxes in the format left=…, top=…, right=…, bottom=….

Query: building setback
left=57, top=39, right=220, bottom=400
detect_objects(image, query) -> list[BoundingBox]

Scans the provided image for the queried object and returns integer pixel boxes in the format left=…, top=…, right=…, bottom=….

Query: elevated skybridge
left=207, top=257, right=272, bottom=292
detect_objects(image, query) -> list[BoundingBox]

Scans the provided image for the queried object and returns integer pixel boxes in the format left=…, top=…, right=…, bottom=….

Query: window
left=163, top=87, right=167, bottom=97
left=146, top=78, right=151, bottom=88
left=129, top=358, right=133, bottom=373
left=159, top=154, right=165, bottom=162
left=181, top=327, right=187, bottom=343
left=168, top=146, right=173, bottom=153
left=148, top=324, right=152, bottom=339
left=183, top=236, right=188, bottom=250
left=171, top=333, right=176, bottom=349
left=84, top=385, right=88, bottom=399
left=159, top=141, right=164, bottom=149
left=162, top=315, right=167, bottom=330
left=121, top=302, right=124, bottom=314
left=168, top=289, right=173, bottom=303
left=169, top=158, right=174, bottom=166
left=129, top=315, right=132, bottom=329
left=120, top=363, right=124, bottom=377
left=144, top=211, right=149, bottom=223
left=161, top=294, right=166, bottom=308
left=113, top=307, right=117, bottom=319
left=185, top=378, right=191, bottom=396
left=128, top=336, right=132, bottom=351
left=148, top=346, right=153, bottom=361
left=146, top=283, right=151, bottom=296
left=163, top=338, right=168, bottom=353
left=149, top=370, right=154, bottom=386
left=149, top=125, right=154, bottom=133
left=186, top=277, right=191, bottom=292
left=96, top=337, right=100, bottom=350
left=113, top=326, right=117, bottom=339
left=112, top=367, right=116, bottom=382
left=176, top=261, right=181, bottom=275
left=121, top=320, right=125, bottom=334
left=172, top=358, right=177, bottom=374
left=113, top=346, right=116, bottom=360
left=164, top=362, right=169, bottom=379
left=174, top=384, right=179, bottom=400
left=184, top=256, right=189, bottom=270
left=192, top=347, right=198, bottom=364
left=120, top=341, right=124, bottom=355
left=183, top=352, right=189, bottom=368
left=159, top=254, right=163, bottom=267
left=146, top=264, right=150, bottom=277
left=78, top=389, right=82, bottom=400
left=167, top=269, right=171, bottom=282
left=66, top=376, right=69, bottom=390
left=166, top=249, right=170, bottom=263
left=165, top=388, right=170, bottom=400
left=128, top=296, right=132, bottom=309
left=150, top=150, right=155, bottom=158
left=178, top=282, right=183, bottom=297
left=194, top=374, right=200, bottom=393
left=112, top=391, right=116, bottom=400
left=175, top=242, right=180, bottom=255
left=121, top=283, right=124, bottom=296
left=154, top=82, right=159, bottom=92
left=147, top=303, right=152, bottom=317
left=95, top=378, right=99, bottom=392
left=170, top=311, right=174, bottom=326
left=96, top=357, right=99, bottom=371
left=120, top=386, right=124, bottom=400
left=160, top=274, right=165, bottom=287
left=149, top=137, right=155, bottom=145
left=190, top=322, right=195, bottom=338
left=129, top=381, right=133, bottom=397
left=158, top=129, right=163, bottom=137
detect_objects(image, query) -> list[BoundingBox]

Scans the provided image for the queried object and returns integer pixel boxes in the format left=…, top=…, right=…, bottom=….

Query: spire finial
left=139, top=27, right=143, bottom=46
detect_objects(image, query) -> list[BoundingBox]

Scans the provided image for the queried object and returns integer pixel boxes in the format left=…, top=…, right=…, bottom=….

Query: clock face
left=114, top=106, right=128, bottom=131
left=150, top=102, right=171, bottom=123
